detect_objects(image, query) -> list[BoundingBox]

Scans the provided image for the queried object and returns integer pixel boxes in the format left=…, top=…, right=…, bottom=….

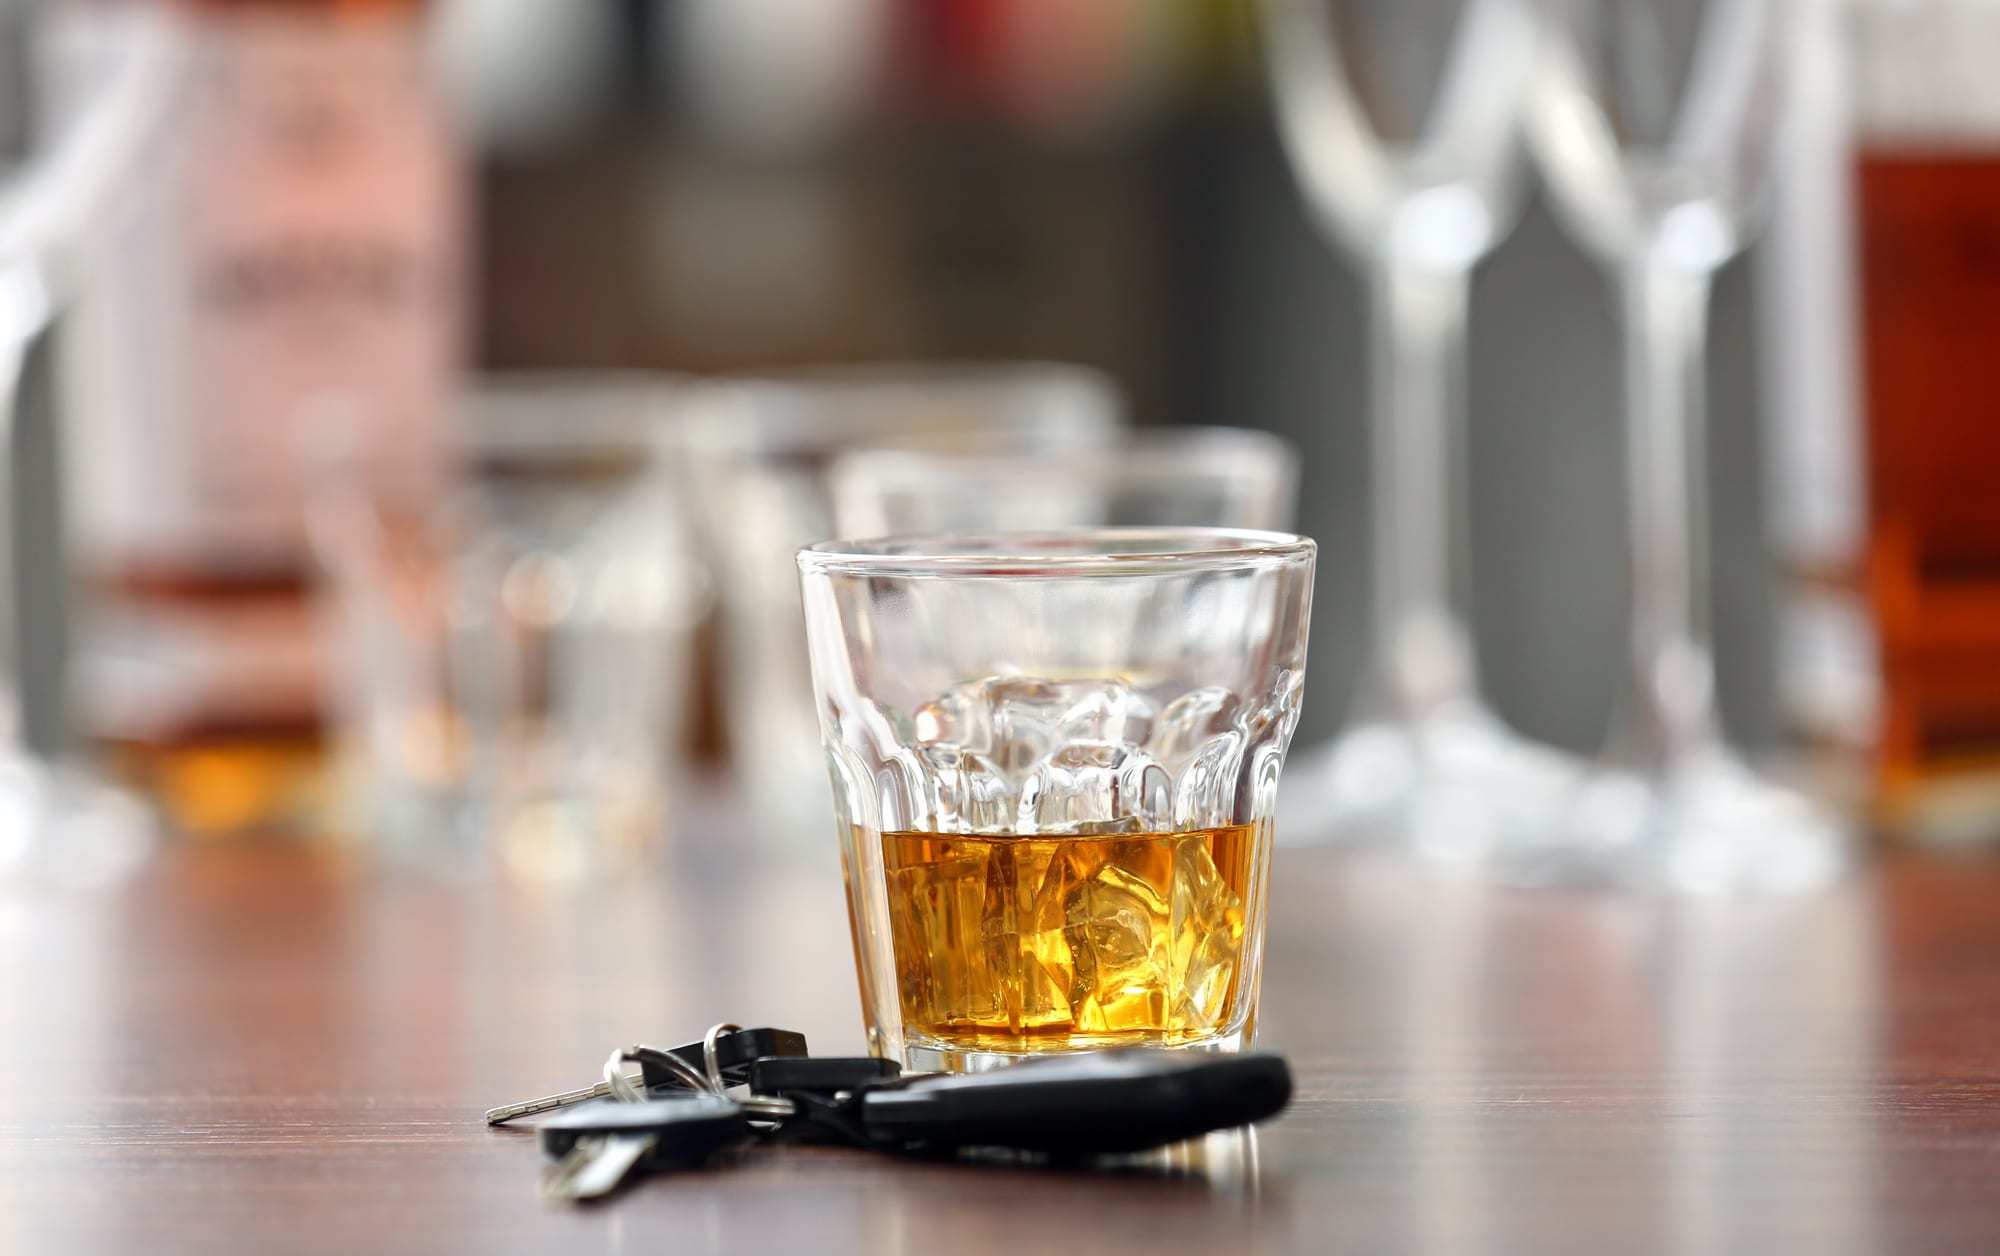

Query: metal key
left=540, top=1095, right=752, bottom=1203
left=484, top=1025, right=809, bottom=1124
left=483, top=1075, right=640, bottom=1126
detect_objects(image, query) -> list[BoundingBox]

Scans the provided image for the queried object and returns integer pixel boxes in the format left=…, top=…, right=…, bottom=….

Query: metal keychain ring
left=603, top=1049, right=648, bottom=1103
left=623, top=1044, right=714, bottom=1095
left=739, top=1095, right=797, bottom=1120
left=701, top=1022, right=743, bottom=1093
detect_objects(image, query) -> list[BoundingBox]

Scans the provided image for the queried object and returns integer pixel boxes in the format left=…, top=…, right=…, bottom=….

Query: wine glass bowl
left=1266, top=0, right=1538, bottom=265
left=1530, top=0, right=1784, bottom=268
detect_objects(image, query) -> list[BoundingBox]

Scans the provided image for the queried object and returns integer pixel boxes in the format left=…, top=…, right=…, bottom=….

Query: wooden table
left=4, top=829, right=1999, bottom=1254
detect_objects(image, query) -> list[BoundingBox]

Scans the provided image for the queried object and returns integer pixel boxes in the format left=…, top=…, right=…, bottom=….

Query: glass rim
left=798, top=527, right=1315, bottom=578
left=454, top=371, right=686, bottom=460
left=829, top=425, right=1296, bottom=485
left=670, top=360, right=1120, bottom=459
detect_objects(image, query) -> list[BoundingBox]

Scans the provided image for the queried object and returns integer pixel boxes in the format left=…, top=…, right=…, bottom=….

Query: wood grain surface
left=4, top=830, right=1999, bottom=1254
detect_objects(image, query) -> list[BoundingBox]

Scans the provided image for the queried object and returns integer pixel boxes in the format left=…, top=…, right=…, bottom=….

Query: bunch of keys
left=486, top=1023, right=1294, bottom=1203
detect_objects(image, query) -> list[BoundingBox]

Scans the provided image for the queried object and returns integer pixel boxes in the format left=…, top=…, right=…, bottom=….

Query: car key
left=539, top=1095, right=752, bottom=1202
left=750, top=1057, right=902, bottom=1145
left=850, top=1049, right=1293, bottom=1156
left=484, top=1025, right=809, bottom=1124
left=639, top=1026, right=808, bottom=1094
left=749, top=1056, right=900, bottom=1098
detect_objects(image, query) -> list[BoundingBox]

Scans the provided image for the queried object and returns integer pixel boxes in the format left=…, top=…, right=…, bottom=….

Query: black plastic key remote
left=539, top=1095, right=753, bottom=1201
left=851, top=1050, right=1293, bottom=1156
left=639, top=1027, right=809, bottom=1092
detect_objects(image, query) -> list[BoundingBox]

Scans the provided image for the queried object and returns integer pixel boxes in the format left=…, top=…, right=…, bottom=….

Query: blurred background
left=0, top=0, right=1983, bottom=877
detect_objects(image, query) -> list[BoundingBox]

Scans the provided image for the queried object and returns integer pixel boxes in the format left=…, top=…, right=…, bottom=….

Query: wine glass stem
left=1369, top=254, right=1476, bottom=723
left=1618, top=254, right=1718, bottom=774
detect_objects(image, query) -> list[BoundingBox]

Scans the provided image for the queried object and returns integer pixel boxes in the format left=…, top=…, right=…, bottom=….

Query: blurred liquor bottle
left=55, top=0, right=465, bottom=838
left=1769, top=0, right=2000, bottom=845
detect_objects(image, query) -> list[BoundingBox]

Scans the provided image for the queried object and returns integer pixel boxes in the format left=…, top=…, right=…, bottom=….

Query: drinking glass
left=0, top=2, right=184, bottom=884
left=308, top=374, right=701, bottom=881
left=799, top=528, right=1315, bottom=1072
left=674, top=363, right=1122, bottom=841
left=1527, top=0, right=1846, bottom=889
left=828, top=426, right=1299, bottom=537
left=1260, top=0, right=1579, bottom=855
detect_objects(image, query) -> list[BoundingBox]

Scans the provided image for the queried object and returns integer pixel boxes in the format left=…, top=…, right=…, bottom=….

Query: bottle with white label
left=55, top=0, right=466, bottom=839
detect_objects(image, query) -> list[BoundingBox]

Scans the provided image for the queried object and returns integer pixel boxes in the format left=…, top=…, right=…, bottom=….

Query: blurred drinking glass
left=674, top=363, right=1123, bottom=841
left=1527, top=0, right=1845, bottom=889
left=1261, top=0, right=1577, bottom=854
left=828, top=426, right=1299, bottom=538
left=309, top=374, right=700, bottom=882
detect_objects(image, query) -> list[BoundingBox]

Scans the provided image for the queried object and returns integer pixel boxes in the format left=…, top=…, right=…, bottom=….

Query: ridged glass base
left=902, top=1028, right=1249, bottom=1075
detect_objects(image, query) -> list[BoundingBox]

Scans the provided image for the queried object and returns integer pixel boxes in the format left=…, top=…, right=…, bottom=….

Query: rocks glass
left=799, top=529, right=1315, bottom=1072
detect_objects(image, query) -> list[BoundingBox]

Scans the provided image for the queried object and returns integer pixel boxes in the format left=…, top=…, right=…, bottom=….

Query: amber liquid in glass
left=880, top=823, right=1258, bottom=1053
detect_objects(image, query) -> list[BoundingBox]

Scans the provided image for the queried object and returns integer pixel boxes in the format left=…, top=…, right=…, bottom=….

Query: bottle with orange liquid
left=1769, top=0, right=2000, bottom=845
left=53, top=0, right=466, bottom=838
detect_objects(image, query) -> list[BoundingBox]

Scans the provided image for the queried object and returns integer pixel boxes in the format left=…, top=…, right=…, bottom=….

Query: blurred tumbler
left=829, top=426, right=1299, bottom=538
left=309, top=376, right=699, bottom=880
left=674, top=363, right=1123, bottom=841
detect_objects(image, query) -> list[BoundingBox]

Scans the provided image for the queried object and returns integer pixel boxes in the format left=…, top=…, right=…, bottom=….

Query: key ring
left=609, top=1033, right=794, bottom=1118
left=701, top=1022, right=742, bottom=1093
left=614, top=1044, right=713, bottom=1096
left=693, top=1022, right=793, bottom=1118
left=485, top=1024, right=809, bottom=1126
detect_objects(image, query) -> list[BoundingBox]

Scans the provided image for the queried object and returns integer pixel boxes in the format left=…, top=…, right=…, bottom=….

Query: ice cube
left=911, top=682, right=985, bottom=747
left=988, top=839, right=1073, bottom=1033
left=1062, top=853, right=1171, bottom=1034
left=913, top=677, right=1057, bottom=778
left=915, top=677, right=1157, bottom=784
left=1056, top=684, right=1156, bottom=747
left=884, top=842, right=995, bottom=1028
left=1017, top=741, right=1172, bottom=835
left=917, top=744, right=1014, bottom=834
left=1149, top=687, right=1242, bottom=775
left=1171, top=732, right=1247, bottom=829
left=1168, top=834, right=1244, bottom=1031
left=980, top=678, right=1078, bottom=777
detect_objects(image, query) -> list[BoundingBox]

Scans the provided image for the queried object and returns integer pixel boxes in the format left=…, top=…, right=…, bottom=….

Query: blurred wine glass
left=0, top=1, right=183, bottom=884
left=1526, top=0, right=1845, bottom=889
left=1261, top=0, right=1579, bottom=855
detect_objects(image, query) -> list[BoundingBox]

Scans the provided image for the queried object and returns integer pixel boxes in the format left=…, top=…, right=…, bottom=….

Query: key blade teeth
left=487, top=1077, right=632, bottom=1126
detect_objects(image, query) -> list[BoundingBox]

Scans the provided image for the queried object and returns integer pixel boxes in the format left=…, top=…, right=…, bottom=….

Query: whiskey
left=52, top=0, right=464, bottom=837
left=880, top=823, right=1258, bottom=1053
left=1765, top=0, right=2000, bottom=842
left=1858, top=150, right=2000, bottom=829
left=85, top=564, right=325, bottom=839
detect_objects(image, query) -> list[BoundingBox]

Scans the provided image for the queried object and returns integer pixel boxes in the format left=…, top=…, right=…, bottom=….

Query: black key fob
left=750, top=1056, right=901, bottom=1099
left=858, top=1050, right=1292, bottom=1156
left=639, top=1027, right=809, bottom=1091
left=752, top=1057, right=904, bottom=1147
